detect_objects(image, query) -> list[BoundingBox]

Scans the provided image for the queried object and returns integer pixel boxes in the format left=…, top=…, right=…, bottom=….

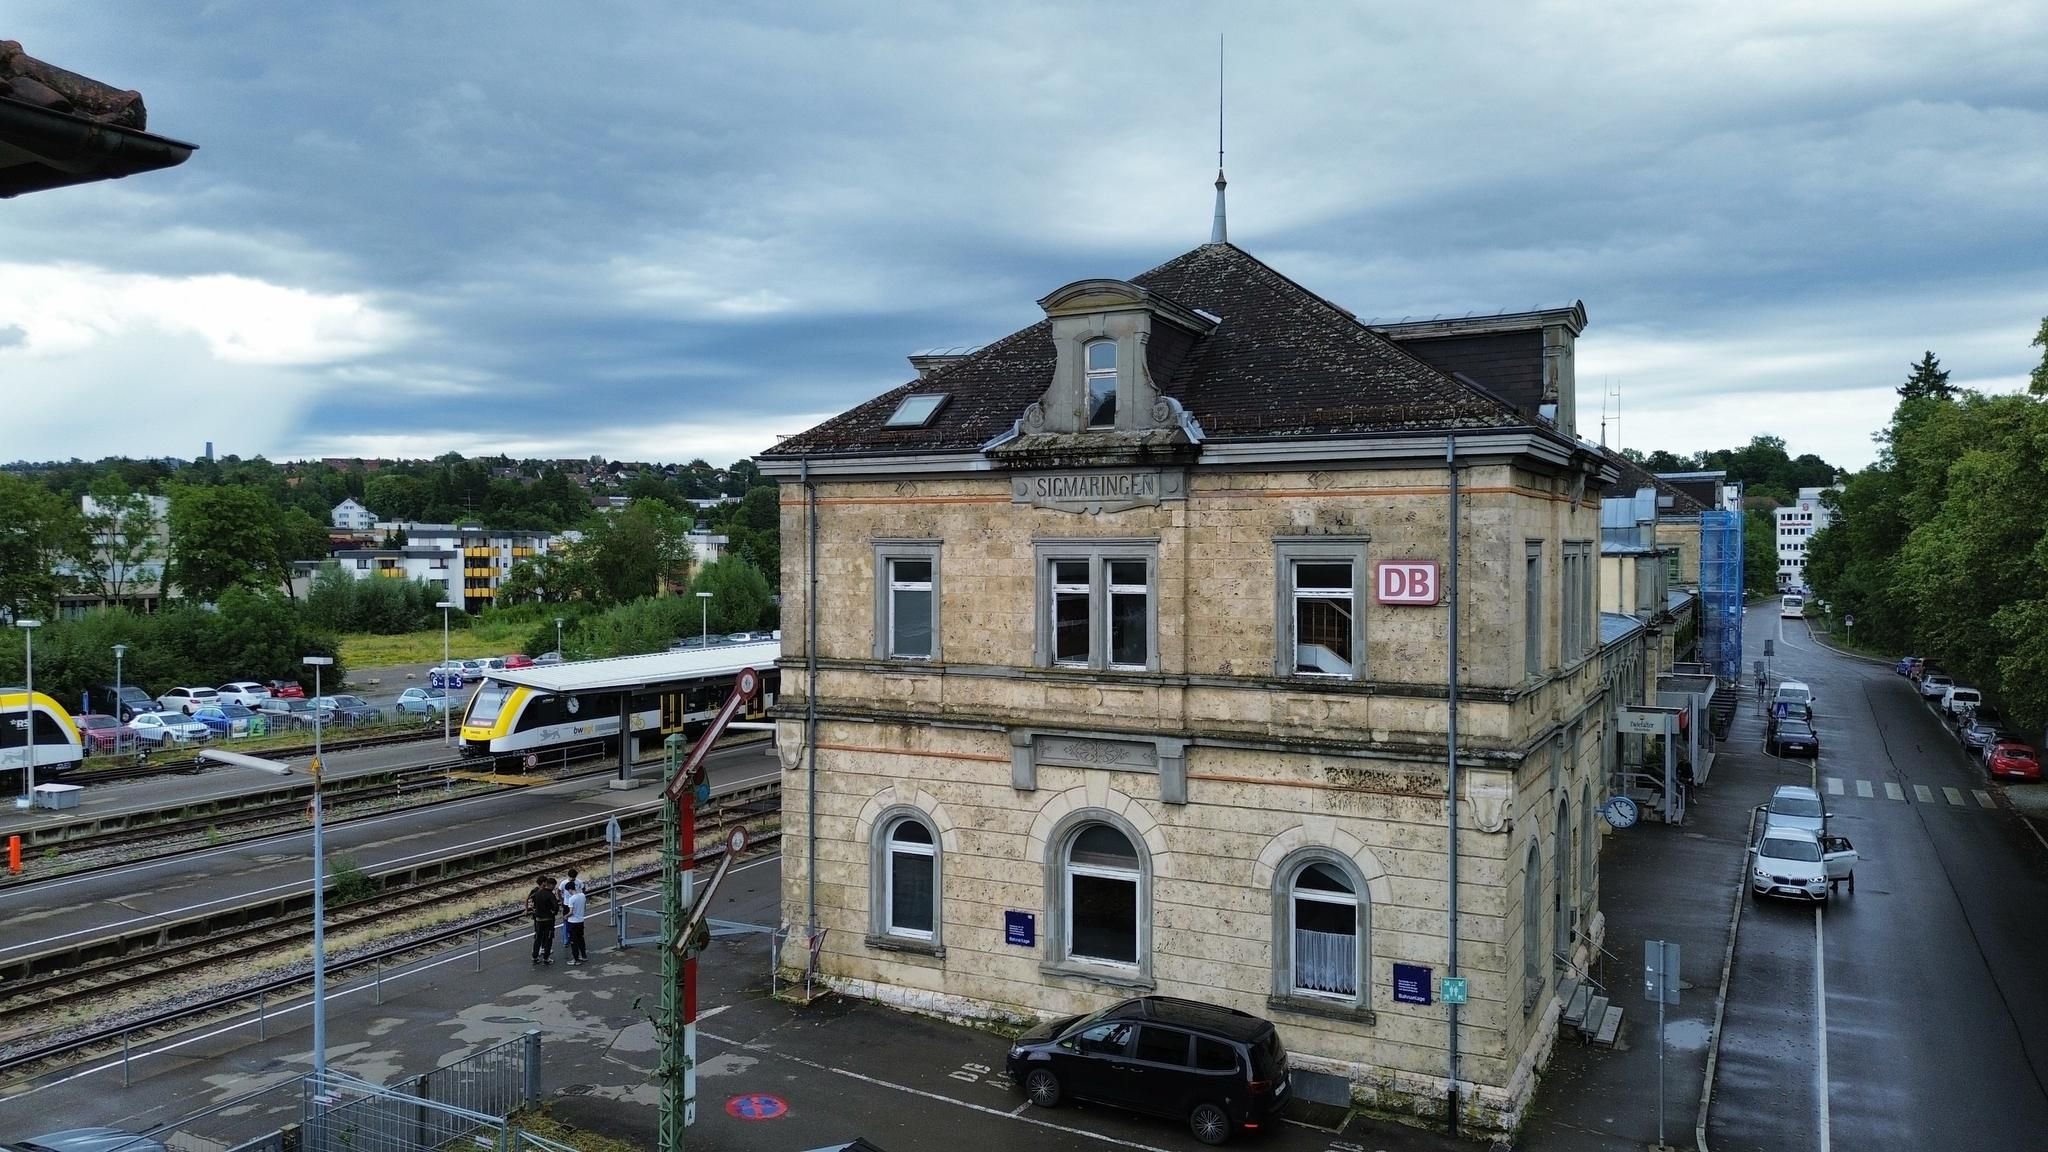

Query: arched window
left=1554, top=798, right=1571, bottom=972
left=867, top=808, right=943, bottom=951
left=1523, top=838, right=1543, bottom=1010
left=1065, top=822, right=1142, bottom=968
left=1085, top=339, right=1117, bottom=428
left=1283, top=858, right=1365, bottom=1003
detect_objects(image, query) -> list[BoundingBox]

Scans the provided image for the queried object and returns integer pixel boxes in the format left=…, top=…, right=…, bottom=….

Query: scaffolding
left=1699, top=510, right=1745, bottom=685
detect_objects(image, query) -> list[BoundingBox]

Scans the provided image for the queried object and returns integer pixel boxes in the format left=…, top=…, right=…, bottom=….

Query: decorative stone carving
left=1010, top=728, right=1188, bottom=804
left=1011, top=468, right=1187, bottom=514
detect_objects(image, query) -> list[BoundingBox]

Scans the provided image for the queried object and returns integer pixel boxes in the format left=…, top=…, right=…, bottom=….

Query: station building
left=757, top=240, right=1620, bottom=1133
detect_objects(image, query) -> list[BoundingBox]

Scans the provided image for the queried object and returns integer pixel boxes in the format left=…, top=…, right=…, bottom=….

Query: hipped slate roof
left=1601, top=448, right=1706, bottom=514
left=763, top=243, right=1536, bottom=458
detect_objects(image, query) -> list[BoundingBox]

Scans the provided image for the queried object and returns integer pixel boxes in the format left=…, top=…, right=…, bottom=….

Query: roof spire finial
left=1209, top=34, right=1228, bottom=245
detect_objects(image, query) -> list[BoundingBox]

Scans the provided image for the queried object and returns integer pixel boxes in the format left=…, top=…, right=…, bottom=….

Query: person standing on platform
left=564, top=879, right=588, bottom=964
left=524, top=873, right=559, bottom=965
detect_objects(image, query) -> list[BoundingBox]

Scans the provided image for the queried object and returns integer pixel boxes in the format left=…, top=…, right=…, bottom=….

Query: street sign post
left=1645, top=939, right=1681, bottom=1148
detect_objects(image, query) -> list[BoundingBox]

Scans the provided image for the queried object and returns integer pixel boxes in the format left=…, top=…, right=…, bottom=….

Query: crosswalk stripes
left=1818, top=776, right=2002, bottom=811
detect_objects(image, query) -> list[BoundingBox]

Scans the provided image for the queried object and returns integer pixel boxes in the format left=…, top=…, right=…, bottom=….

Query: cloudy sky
left=4, top=1, right=2043, bottom=471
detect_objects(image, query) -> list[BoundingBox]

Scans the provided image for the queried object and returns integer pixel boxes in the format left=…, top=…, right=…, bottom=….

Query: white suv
left=1941, top=685, right=1981, bottom=719
left=218, top=681, right=272, bottom=707
left=157, top=686, right=221, bottom=714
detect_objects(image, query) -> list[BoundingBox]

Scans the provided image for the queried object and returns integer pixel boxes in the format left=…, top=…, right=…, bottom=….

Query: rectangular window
left=1134, top=1026, right=1191, bottom=1067
left=1275, top=539, right=1369, bottom=679
left=1525, top=542, right=1544, bottom=676
left=1035, top=541, right=1159, bottom=672
left=1069, top=870, right=1139, bottom=965
left=871, top=541, right=942, bottom=662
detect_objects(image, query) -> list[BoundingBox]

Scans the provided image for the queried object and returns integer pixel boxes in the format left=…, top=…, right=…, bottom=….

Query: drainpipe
left=1445, top=435, right=1462, bottom=1135
left=803, top=459, right=821, bottom=967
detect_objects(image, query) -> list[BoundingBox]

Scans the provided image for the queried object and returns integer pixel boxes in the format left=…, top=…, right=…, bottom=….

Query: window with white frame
left=872, top=541, right=942, bottom=661
left=1085, top=339, right=1117, bottom=428
left=1523, top=837, right=1544, bottom=1010
left=1036, top=542, right=1159, bottom=672
left=866, top=806, right=944, bottom=951
left=1275, top=539, right=1368, bottom=679
left=1286, top=859, right=1363, bottom=1001
left=1065, top=823, right=1142, bottom=967
left=1525, top=542, right=1544, bottom=677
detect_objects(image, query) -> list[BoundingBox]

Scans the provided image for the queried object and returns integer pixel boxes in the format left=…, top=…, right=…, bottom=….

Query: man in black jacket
left=524, top=874, right=559, bottom=965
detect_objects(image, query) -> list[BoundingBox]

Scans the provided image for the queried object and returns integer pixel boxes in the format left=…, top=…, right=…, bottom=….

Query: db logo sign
left=1376, top=561, right=1440, bottom=605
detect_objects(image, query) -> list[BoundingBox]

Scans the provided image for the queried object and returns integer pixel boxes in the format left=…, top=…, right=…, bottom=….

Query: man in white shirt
left=564, top=880, right=588, bottom=964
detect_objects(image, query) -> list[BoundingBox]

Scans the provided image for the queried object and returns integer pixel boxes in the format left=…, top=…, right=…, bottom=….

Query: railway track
left=68, top=725, right=445, bottom=785
left=0, top=782, right=782, bottom=1079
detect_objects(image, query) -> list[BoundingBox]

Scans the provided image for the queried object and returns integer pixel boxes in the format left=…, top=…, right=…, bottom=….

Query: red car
left=74, top=713, right=136, bottom=753
left=1987, top=741, right=2039, bottom=781
left=267, top=680, right=307, bottom=699
left=504, top=654, right=535, bottom=669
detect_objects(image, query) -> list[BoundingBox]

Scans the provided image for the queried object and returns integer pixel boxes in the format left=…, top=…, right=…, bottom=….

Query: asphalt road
left=0, top=739, right=782, bottom=962
left=1710, top=605, right=2048, bottom=1151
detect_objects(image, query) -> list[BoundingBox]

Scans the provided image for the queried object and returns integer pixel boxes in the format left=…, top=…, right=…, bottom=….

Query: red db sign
left=1376, top=561, right=1440, bottom=605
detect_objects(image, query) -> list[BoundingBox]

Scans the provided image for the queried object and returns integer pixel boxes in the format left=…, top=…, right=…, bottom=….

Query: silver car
left=1759, top=784, right=1828, bottom=835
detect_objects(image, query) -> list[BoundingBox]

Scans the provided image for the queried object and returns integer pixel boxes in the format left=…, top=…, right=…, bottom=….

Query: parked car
left=90, top=683, right=159, bottom=722
left=1766, top=717, right=1820, bottom=758
left=1960, top=709, right=2009, bottom=753
left=130, top=710, right=210, bottom=746
left=267, top=679, right=307, bottom=699
left=1760, top=784, right=1828, bottom=834
left=1750, top=827, right=1855, bottom=903
left=480, top=656, right=507, bottom=672
left=1894, top=655, right=1919, bottom=676
left=534, top=651, right=563, bottom=666
left=257, top=697, right=329, bottom=730
left=216, top=681, right=273, bottom=708
left=1771, top=680, right=1815, bottom=713
left=1918, top=673, right=1955, bottom=701
left=1007, top=996, right=1291, bottom=1145
left=395, top=687, right=452, bottom=716
left=73, top=713, right=136, bottom=753
left=457, top=659, right=488, bottom=678
left=156, top=686, right=221, bottom=715
left=1987, top=740, right=2040, bottom=781
left=1908, top=659, right=1935, bottom=682
left=428, top=665, right=466, bottom=690
left=192, top=704, right=269, bottom=739
left=1, top=1127, right=170, bottom=1152
left=503, top=653, right=535, bottom=669
left=1940, top=685, right=1982, bottom=720
left=670, top=636, right=709, bottom=650
left=310, top=694, right=384, bottom=726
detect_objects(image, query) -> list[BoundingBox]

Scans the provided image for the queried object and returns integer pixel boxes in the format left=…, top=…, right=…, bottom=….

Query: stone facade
left=759, top=243, right=1620, bottom=1136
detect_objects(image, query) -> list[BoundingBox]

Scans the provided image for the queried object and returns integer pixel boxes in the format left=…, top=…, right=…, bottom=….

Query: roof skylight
left=885, top=393, right=947, bottom=428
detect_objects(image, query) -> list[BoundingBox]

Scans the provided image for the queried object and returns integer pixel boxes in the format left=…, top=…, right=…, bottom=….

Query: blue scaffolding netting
left=1699, top=509, right=1745, bottom=683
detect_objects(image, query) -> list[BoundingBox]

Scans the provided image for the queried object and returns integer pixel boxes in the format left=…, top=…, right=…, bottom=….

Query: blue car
left=191, top=704, right=269, bottom=739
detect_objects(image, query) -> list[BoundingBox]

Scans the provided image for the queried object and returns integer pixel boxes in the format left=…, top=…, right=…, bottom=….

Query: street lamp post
left=16, top=620, right=41, bottom=808
left=696, top=591, right=712, bottom=647
left=113, top=643, right=129, bottom=753
left=555, top=616, right=565, bottom=658
left=302, top=654, right=336, bottom=1079
left=437, top=601, right=458, bottom=748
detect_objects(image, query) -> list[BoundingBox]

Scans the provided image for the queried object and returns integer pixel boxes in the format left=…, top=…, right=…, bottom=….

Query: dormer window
left=1085, top=340, right=1117, bottom=428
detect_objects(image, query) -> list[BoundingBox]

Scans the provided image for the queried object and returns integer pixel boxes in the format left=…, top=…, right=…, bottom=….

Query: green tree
left=689, top=555, right=776, bottom=633
left=76, top=478, right=164, bottom=604
left=1897, top=350, right=1954, bottom=402
left=1744, top=510, right=1780, bottom=596
left=2030, top=316, right=2048, bottom=396
left=0, top=473, right=84, bottom=619
left=165, top=485, right=290, bottom=603
left=576, top=500, right=695, bottom=605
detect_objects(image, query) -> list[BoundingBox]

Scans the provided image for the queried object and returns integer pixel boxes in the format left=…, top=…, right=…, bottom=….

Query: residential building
left=757, top=241, right=1619, bottom=1135
left=330, top=497, right=376, bottom=531
left=300, top=522, right=551, bottom=611
left=57, top=493, right=172, bottom=616
left=1774, top=486, right=1833, bottom=591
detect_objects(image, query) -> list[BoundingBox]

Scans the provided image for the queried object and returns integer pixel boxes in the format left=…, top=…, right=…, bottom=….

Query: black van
left=91, top=684, right=158, bottom=723
left=1005, top=996, right=1290, bottom=1145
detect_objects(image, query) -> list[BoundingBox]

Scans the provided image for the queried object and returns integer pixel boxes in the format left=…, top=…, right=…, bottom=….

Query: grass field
left=340, top=620, right=537, bottom=667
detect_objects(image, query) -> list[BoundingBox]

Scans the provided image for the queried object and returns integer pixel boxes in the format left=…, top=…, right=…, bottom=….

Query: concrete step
left=1579, top=994, right=1610, bottom=1041
left=1561, top=980, right=1592, bottom=1029
left=1591, top=1004, right=1624, bottom=1047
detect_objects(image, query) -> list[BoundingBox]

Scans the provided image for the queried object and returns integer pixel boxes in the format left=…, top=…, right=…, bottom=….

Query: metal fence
left=302, top=1032, right=539, bottom=1152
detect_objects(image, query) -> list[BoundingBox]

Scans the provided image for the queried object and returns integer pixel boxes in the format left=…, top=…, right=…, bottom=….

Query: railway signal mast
left=660, top=666, right=762, bottom=1152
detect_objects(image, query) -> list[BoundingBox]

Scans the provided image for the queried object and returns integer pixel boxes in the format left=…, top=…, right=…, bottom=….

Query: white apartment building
left=330, top=497, right=376, bottom=530
left=311, top=522, right=554, bottom=612
left=1775, top=487, right=1833, bottom=591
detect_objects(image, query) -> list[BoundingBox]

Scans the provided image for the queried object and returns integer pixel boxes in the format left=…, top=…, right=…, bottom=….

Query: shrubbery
left=303, top=564, right=455, bottom=634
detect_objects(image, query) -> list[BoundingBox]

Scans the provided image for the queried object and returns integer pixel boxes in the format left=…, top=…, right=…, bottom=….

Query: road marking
left=1816, top=906, right=1831, bottom=1152
left=1943, top=786, right=1965, bottom=807
left=1885, top=782, right=1904, bottom=801
left=700, top=1004, right=730, bottom=1020
left=1914, top=784, right=1934, bottom=803
left=1855, top=780, right=1873, bottom=798
left=1825, top=777, right=1844, bottom=795
left=1975, top=790, right=1996, bottom=809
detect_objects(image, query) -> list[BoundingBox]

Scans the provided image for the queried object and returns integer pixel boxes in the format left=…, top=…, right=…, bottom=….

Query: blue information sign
left=1004, top=910, right=1036, bottom=947
left=1392, top=962, right=1432, bottom=1005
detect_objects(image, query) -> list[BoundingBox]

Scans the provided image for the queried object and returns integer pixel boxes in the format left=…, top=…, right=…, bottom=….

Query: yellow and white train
left=1, top=688, right=85, bottom=784
left=458, top=643, right=779, bottom=768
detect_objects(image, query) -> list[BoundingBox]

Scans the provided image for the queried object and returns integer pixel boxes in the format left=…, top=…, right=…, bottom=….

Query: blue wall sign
left=1393, top=962, right=1432, bottom=1005
left=1004, top=910, right=1036, bottom=947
